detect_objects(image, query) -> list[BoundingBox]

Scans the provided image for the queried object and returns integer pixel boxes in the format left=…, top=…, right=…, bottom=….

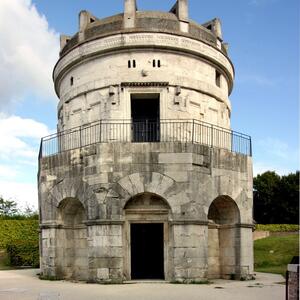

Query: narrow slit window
left=153, top=60, right=156, bottom=67
left=70, top=76, right=74, bottom=86
left=133, top=60, right=136, bottom=68
left=128, top=60, right=131, bottom=68
left=158, top=60, right=161, bottom=68
left=216, top=70, right=221, bottom=87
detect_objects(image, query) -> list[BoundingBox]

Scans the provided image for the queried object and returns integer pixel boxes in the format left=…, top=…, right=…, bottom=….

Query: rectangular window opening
left=131, top=93, right=160, bottom=142
left=158, top=60, right=161, bottom=68
left=133, top=60, right=136, bottom=68
left=128, top=60, right=131, bottom=68
left=216, top=70, right=221, bottom=87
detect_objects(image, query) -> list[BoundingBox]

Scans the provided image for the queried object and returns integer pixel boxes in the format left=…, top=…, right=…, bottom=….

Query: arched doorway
left=207, top=196, right=240, bottom=279
left=57, top=198, right=88, bottom=280
left=124, top=192, right=171, bottom=280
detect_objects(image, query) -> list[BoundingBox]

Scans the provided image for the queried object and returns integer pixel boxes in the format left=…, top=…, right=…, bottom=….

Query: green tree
left=253, top=171, right=299, bottom=224
left=276, top=171, right=299, bottom=224
left=23, top=203, right=39, bottom=220
left=0, top=197, right=18, bottom=217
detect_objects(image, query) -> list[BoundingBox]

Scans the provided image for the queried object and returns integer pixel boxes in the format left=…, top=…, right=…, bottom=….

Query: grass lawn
left=254, top=234, right=299, bottom=276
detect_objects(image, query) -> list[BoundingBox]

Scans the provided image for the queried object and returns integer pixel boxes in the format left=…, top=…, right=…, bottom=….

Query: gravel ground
left=0, top=269, right=285, bottom=300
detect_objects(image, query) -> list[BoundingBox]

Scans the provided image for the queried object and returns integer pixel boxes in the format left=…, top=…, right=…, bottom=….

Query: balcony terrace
left=39, top=119, right=251, bottom=159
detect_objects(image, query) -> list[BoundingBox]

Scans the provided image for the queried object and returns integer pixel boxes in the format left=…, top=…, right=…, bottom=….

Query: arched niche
left=56, top=198, right=88, bottom=280
left=58, top=198, right=86, bottom=226
left=207, top=196, right=240, bottom=279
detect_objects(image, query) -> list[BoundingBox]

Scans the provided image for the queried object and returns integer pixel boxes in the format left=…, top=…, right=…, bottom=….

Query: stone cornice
left=170, top=220, right=209, bottom=226
left=121, top=82, right=169, bottom=87
left=40, top=221, right=254, bottom=228
left=53, top=32, right=234, bottom=97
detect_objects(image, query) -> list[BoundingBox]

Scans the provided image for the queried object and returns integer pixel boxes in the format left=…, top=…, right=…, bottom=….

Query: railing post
left=39, top=139, right=43, bottom=159
left=99, top=120, right=102, bottom=143
left=211, top=124, right=213, bottom=148
left=192, top=119, right=195, bottom=143
left=79, top=126, right=82, bottom=148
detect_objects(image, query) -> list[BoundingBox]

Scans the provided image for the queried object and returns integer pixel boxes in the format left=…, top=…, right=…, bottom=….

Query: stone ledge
left=170, top=220, right=208, bottom=225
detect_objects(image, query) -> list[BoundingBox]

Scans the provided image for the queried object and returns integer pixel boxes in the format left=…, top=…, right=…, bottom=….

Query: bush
left=6, top=239, right=39, bottom=267
left=0, top=220, right=39, bottom=248
left=0, top=220, right=39, bottom=267
left=256, top=224, right=299, bottom=232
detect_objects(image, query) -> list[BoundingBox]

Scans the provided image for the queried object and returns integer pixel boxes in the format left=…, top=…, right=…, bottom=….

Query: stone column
left=40, top=227, right=57, bottom=278
left=88, top=224, right=123, bottom=283
left=239, top=226, right=254, bottom=279
left=172, top=224, right=208, bottom=282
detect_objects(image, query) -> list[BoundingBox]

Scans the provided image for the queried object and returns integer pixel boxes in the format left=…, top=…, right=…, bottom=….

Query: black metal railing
left=39, top=119, right=252, bottom=158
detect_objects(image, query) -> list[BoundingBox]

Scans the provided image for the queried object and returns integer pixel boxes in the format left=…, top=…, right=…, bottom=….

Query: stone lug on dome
left=202, top=18, right=223, bottom=40
left=79, top=10, right=99, bottom=42
left=60, top=35, right=71, bottom=51
left=124, top=0, right=137, bottom=29
left=170, top=0, right=189, bottom=32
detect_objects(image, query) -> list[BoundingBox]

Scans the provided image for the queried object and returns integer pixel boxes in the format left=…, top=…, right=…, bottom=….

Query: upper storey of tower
left=59, top=0, right=228, bottom=58
left=53, top=0, right=235, bottom=133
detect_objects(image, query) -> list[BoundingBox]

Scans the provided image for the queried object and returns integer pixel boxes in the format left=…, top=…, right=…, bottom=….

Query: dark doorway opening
left=131, top=94, right=160, bottom=142
left=130, top=223, right=164, bottom=280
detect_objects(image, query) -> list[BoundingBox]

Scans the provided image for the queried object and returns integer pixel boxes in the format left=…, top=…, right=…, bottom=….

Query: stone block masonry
left=38, top=0, right=253, bottom=283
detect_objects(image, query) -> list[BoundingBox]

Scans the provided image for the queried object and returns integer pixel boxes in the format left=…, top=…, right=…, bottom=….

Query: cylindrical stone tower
left=39, top=0, right=253, bottom=283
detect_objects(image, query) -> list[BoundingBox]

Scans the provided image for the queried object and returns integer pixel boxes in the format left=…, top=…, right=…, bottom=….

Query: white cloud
left=0, top=181, right=38, bottom=209
left=0, top=114, right=51, bottom=162
left=236, top=74, right=276, bottom=87
left=249, top=0, right=280, bottom=6
left=253, top=137, right=299, bottom=176
left=0, top=114, right=53, bottom=209
left=257, top=137, right=294, bottom=160
left=0, top=0, right=59, bottom=109
left=0, top=165, right=19, bottom=179
left=253, top=161, right=291, bottom=177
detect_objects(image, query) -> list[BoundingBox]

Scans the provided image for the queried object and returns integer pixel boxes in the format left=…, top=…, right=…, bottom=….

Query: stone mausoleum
left=38, top=0, right=254, bottom=283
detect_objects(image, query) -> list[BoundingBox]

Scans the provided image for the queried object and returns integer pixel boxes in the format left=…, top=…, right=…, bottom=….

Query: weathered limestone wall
left=207, top=226, right=220, bottom=278
left=39, top=142, right=253, bottom=282
left=88, top=225, right=123, bottom=282
left=55, top=32, right=233, bottom=132
left=39, top=1, right=253, bottom=285
left=173, top=224, right=207, bottom=281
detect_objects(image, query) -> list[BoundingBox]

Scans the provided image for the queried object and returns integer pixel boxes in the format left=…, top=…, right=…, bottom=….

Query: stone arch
left=56, top=197, right=88, bottom=280
left=117, top=172, right=182, bottom=214
left=207, top=196, right=241, bottom=279
left=124, top=192, right=171, bottom=211
left=46, top=177, right=98, bottom=221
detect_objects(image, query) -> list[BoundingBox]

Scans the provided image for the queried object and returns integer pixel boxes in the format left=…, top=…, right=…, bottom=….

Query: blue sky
left=0, top=0, right=298, bottom=209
